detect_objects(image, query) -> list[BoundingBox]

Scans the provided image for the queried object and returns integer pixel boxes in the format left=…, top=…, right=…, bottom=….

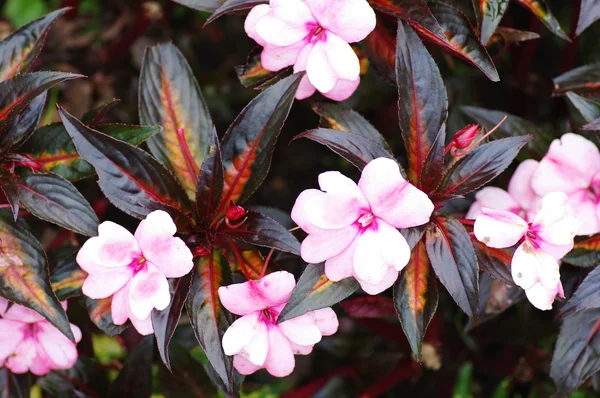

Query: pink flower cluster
left=77, top=210, right=194, bottom=335
left=291, top=158, right=434, bottom=294
left=245, top=0, right=376, bottom=100
left=0, top=299, right=81, bottom=375
left=219, top=271, right=338, bottom=377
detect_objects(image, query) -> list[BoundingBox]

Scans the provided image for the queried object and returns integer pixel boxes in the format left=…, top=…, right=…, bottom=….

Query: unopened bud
left=194, top=244, right=210, bottom=257
left=451, top=125, right=479, bottom=150
left=226, top=201, right=247, bottom=222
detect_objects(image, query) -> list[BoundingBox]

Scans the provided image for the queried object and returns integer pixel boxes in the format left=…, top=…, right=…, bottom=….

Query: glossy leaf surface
left=1, top=91, right=46, bottom=151
left=472, top=239, right=515, bottom=286
left=0, top=168, right=19, bottom=220
left=83, top=297, right=127, bottom=336
left=50, top=251, right=85, bottom=301
left=479, top=0, right=510, bottom=45
left=553, top=63, right=600, bottom=96
left=196, top=128, right=224, bottom=226
left=514, top=0, right=569, bottom=40
left=559, top=265, right=600, bottom=317
left=577, top=0, right=600, bottom=36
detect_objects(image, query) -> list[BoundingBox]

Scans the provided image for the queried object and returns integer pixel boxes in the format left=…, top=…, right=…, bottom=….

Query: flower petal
left=508, top=159, right=539, bottom=211
left=233, top=354, right=262, bottom=375
left=306, top=40, right=338, bottom=93
left=311, top=307, right=339, bottom=336
left=261, top=41, right=307, bottom=72
left=301, top=223, right=359, bottom=264
left=222, top=312, right=269, bottom=367
left=218, top=271, right=296, bottom=315
left=111, top=285, right=129, bottom=326
left=532, top=133, right=600, bottom=196
left=570, top=189, right=600, bottom=236
left=353, top=219, right=410, bottom=284
left=511, top=244, right=558, bottom=290
left=263, top=326, right=296, bottom=377
left=356, top=267, right=399, bottom=295
left=533, top=192, right=579, bottom=246
left=130, top=314, right=154, bottom=336
left=474, top=208, right=528, bottom=248
left=524, top=281, right=563, bottom=311
left=134, top=210, right=193, bottom=278
left=295, top=75, right=317, bottom=99
left=291, top=189, right=329, bottom=235
left=322, top=76, right=360, bottom=101
left=128, top=263, right=171, bottom=320
left=324, top=237, right=357, bottom=282
left=245, top=4, right=270, bottom=46
left=255, top=0, right=314, bottom=47
left=289, top=342, right=314, bottom=355
left=77, top=221, right=140, bottom=273
left=6, top=337, right=35, bottom=374
left=0, top=319, right=25, bottom=362
left=36, top=322, right=79, bottom=369
left=279, top=314, right=322, bottom=346
left=467, top=187, right=520, bottom=220
left=2, top=301, right=46, bottom=323
left=358, top=157, right=434, bottom=228
left=323, top=32, right=360, bottom=81
left=304, top=0, right=376, bottom=42
left=82, top=267, right=134, bottom=299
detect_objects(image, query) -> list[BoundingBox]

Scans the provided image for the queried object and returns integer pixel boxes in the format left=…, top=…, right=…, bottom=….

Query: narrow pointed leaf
left=553, top=63, right=600, bottom=96
left=472, top=239, right=515, bottom=286
left=437, top=135, right=530, bottom=197
left=490, top=27, right=541, bottom=44
left=479, top=0, right=510, bottom=45
left=235, top=54, right=289, bottom=89
left=426, top=216, right=479, bottom=319
left=83, top=297, right=127, bottom=336
left=20, top=122, right=160, bottom=181
left=206, top=0, right=267, bottom=25
left=277, top=263, right=360, bottom=323
left=218, top=73, right=302, bottom=214
left=0, top=8, right=68, bottom=81
left=566, top=92, right=600, bottom=124
left=583, top=117, right=600, bottom=131
left=0, top=210, right=73, bottom=341
left=171, top=0, right=224, bottom=12
left=395, top=19, right=447, bottom=187
left=550, top=309, right=600, bottom=395
left=558, top=265, right=600, bottom=317
left=196, top=128, right=224, bottom=226
left=221, top=210, right=300, bottom=255
left=139, top=43, right=213, bottom=199
left=81, top=98, right=120, bottom=127
left=1, top=91, right=46, bottom=151
left=340, top=296, right=396, bottom=318
left=108, top=337, right=153, bottom=398
left=577, top=0, right=600, bottom=36
left=152, top=273, right=193, bottom=371
left=50, top=251, right=86, bottom=301
left=186, top=250, right=237, bottom=396
left=394, top=239, right=438, bottom=360
left=17, top=169, right=99, bottom=236
left=0, top=168, right=19, bottom=221
left=514, top=0, right=569, bottom=40
left=59, top=108, right=192, bottom=219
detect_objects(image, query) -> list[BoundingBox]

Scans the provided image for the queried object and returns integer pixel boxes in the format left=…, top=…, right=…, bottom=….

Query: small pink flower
left=467, top=159, right=540, bottom=222
left=77, top=210, right=194, bottom=335
left=0, top=299, right=81, bottom=376
left=291, top=157, right=434, bottom=295
left=245, top=0, right=376, bottom=100
left=531, top=133, right=600, bottom=235
left=474, top=192, right=578, bottom=310
left=218, top=271, right=338, bottom=377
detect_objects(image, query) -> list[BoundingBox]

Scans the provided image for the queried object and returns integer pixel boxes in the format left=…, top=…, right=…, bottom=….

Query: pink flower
left=245, top=0, right=376, bottom=100
left=531, top=133, right=600, bottom=235
left=218, top=271, right=338, bottom=377
left=77, top=210, right=194, bottom=335
left=474, top=192, right=578, bottom=310
left=467, top=159, right=540, bottom=222
left=0, top=299, right=81, bottom=376
left=291, top=157, right=434, bottom=295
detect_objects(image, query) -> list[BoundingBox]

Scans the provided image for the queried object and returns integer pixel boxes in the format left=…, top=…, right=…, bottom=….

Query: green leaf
left=59, top=107, right=192, bottom=219
left=108, top=337, right=154, bottom=398
left=1, top=91, right=46, bottom=151
left=81, top=98, right=120, bottom=127
left=186, top=249, right=237, bottom=396
left=0, top=168, right=20, bottom=221
left=479, top=0, right=510, bottom=45
left=235, top=54, right=289, bottom=89
left=577, top=0, right=600, bottom=36
left=50, top=250, right=86, bottom=301
left=196, top=128, right=224, bottom=226
left=277, top=263, right=359, bottom=323
left=394, top=239, right=438, bottom=361
left=426, top=216, right=479, bottom=319
left=139, top=43, right=213, bottom=199
left=0, top=210, right=73, bottom=341
left=396, top=19, right=447, bottom=189
left=566, top=92, right=600, bottom=124
left=83, top=296, right=127, bottom=336
left=17, top=169, right=99, bottom=236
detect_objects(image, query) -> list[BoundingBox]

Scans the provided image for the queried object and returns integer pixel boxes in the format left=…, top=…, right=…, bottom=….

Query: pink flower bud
left=226, top=201, right=247, bottom=222
left=451, top=124, right=479, bottom=149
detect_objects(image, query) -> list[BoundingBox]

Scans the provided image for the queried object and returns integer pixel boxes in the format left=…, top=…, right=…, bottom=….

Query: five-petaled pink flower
left=0, top=299, right=81, bottom=375
left=245, top=0, right=376, bottom=100
left=219, top=271, right=338, bottom=377
left=77, top=210, right=194, bottom=335
left=474, top=192, right=578, bottom=310
left=291, top=157, right=434, bottom=295
left=531, top=133, right=600, bottom=235
left=467, top=159, right=540, bottom=222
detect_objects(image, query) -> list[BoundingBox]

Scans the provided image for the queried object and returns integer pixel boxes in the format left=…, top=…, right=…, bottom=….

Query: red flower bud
left=451, top=124, right=479, bottom=150
left=226, top=201, right=247, bottom=222
left=194, top=245, right=210, bottom=257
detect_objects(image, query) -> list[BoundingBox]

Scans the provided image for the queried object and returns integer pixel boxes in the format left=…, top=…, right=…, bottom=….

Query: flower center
left=358, top=212, right=374, bottom=227
left=130, top=256, right=147, bottom=274
left=262, top=308, right=275, bottom=323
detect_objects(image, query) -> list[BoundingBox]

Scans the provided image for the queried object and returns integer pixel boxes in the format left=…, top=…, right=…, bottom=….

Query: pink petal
left=77, top=221, right=141, bottom=273
left=508, top=159, right=539, bottom=211
left=82, top=267, right=134, bottom=299
left=279, top=314, right=322, bottom=346
left=291, top=189, right=330, bottom=235
left=532, top=133, right=600, bottom=196
left=289, top=342, right=314, bottom=355
left=5, top=337, right=35, bottom=374
left=233, top=354, right=262, bottom=375
left=36, top=322, right=79, bottom=369
left=304, top=0, right=376, bottom=42
left=130, top=314, right=154, bottom=336
left=353, top=219, right=410, bottom=285
left=111, top=285, right=129, bottom=326
left=356, top=267, right=399, bottom=295
left=533, top=192, right=578, bottom=246
left=134, top=210, right=194, bottom=278
left=324, top=238, right=357, bottom=281
left=511, top=243, right=558, bottom=290
left=0, top=319, right=25, bottom=362
left=245, top=4, right=270, bottom=46
left=128, top=263, right=171, bottom=320
left=295, top=75, right=317, bottom=100
left=358, top=157, right=434, bottom=228
left=218, top=271, right=296, bottom=316
left=474, top=208, right=528, bottom=248
left=222, top=312, right=269, bottom=367
left=2, top=302, right=46, bottom=323
left=322, top=32, right=360, bottom=81
left=293, top=45, right=317, bottom=99
left=311, top=307, right=339, bottom=336
left=255, top=0, right=315, bottom=47
left=263, top=326, right=296, bottom=377
left=469, top=187, right=520, bottom=220
left=524, top=281, right=563, bottom=311
left=304, top=171, right=368, bottom=229
left=306, top=40, right=338, bottom=93
left=301, top=223, right=359, bottom=264
left=261, top=41, right=307, bottom=72
left=322, top=76, right=360, bottom=101
left=28, top=348, right=53, bottom=376
left=465, top=201, right=482, bottom=220
left=570, top=189, right=600, bottom=235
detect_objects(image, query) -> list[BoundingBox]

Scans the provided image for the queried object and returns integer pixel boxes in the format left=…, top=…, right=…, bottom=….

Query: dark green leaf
left=479, top=0, right=510, bottom=45
left=1, top=91, right=46, bottom=151
left=559, top=265, right=600, bottom=318
left=59, top=107, right=192, bottom=219
left=50, top=250, right=86, bottom=301
left=277, top=263, right=360, bottom=323
left=426, top=216, right=479, bottom=319
left=196, top=128, right=224, bottom=226
left=108, top=336, right=154, bottom=398
left=0, top=168, right=19, bottom=221
left=553, top=63, right=600, bottom=96
left=235, top=54, right=290, bottom=89
left=81, top=98, right=120, bottom=127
